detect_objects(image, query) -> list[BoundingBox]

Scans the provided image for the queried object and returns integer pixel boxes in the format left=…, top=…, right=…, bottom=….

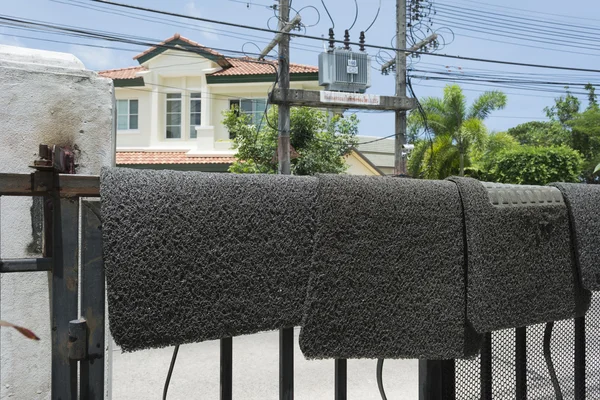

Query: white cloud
left=184, top=1, right=219, bottom=41
left=69, top=45, right=124, bottom=71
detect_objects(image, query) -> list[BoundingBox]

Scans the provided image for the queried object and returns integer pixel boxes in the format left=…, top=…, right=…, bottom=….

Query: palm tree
left=408, top=84, right=507, bottom=178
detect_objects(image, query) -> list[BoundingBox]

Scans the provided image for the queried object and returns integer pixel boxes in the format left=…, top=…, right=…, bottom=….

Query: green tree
left=408, top=84, right=507, bottom=178
left=566, top=107, right=600, bottom=182
left=585, top=83, right=598, bottom=111
left=485, top=145, right=583, bottom=185
left=544, top=86, right=580, bottom=124
left=467, top=131, right=519, bottom=179
left=223, top=106, right=358, bottom=175
left=506, top=121, right=570, bottom=147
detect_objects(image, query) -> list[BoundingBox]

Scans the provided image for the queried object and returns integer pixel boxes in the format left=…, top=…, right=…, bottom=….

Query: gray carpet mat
left=101, top=168, right=317, bottom=351
left=299, top=175, right=481, bottom=359
left=448, top=177, right=591, bottom=334
left=551, top=183, right=600, bottom=291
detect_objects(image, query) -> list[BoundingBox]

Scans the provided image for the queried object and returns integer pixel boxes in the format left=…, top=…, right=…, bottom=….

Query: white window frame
left=116, top=99, right=139, bottom=133
left=189, top=92, right=202, bottom=139
left=165, top=92, right=183, bottom=140
left=229, top=98, right=268, bottom=127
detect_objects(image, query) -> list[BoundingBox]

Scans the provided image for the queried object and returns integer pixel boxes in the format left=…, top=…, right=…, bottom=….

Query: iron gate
left=2, top=158, right=599, bottom=400
left=420, top=295, right=600, bottom=399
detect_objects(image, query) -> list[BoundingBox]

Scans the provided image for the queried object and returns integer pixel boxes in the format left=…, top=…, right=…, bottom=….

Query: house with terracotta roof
left=99, top=34, right=383, bottom=175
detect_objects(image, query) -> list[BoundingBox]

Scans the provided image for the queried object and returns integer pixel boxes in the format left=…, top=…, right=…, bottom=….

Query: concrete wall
left=0, top=45, right=114, bottom=400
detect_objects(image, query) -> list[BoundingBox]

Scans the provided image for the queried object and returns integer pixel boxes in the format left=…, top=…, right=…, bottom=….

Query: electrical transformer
left=318, top=49, right=372, bottom=93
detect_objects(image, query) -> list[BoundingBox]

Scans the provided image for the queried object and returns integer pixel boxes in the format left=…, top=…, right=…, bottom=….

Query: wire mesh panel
left=587, top=293, right=600, bottom=398
left=526, top=320, right=575, bottom=399
left=454, top=299, right=600, bottom=400
left=455, top=354, right=480, bottom=399
left=491, top=329, right=516, bottom=399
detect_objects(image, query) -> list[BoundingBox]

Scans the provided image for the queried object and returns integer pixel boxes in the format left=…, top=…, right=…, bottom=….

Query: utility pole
left=381, top=33, right=437, bottom=73
left=277, top=0, right=291, bottom=176
left=394, top=0, right=407, bottom=176
left=277, top=3, right=294, bottom=399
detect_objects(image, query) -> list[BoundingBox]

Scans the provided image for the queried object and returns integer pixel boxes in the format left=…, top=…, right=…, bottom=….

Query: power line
left=447, top=31, right=600, bottom=58
left=434, top=2, right=600, bottom=33
left=409, top=69, right=600, bottom=87
left=53, top=0, right=324, bottom=53
left=347, top=0, right=358, bottom=31
left=431, top=14, right=600, bottom=51
left=320, top=0, right=335, bottom=29
left=88, top=0, right=600, bottom=73
left=364, top=0, right=382, bottom=33
left=5, top=12, right=599, bottom=96
left=447, top=0, right=600, bottom=23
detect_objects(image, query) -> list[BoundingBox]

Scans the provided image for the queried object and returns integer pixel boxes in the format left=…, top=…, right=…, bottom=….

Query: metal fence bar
left=515, top=327, right=527, bottom=400
left=334, top=359, right=347, bottom=400
left=51, top=196, right=79, bottom=400
left=419, top=360, right=446, bottom=400
left=574, top=316, right=585, bottom=400
left=80, top=200, right=105, bottom=400
left=0, top=257, right=52, bottom=273
left=220, top=337, right=233, bottom=400
left=280, top=327, right=294, bottom=400
left=441, top=359, right=455, bottom=400
left=480, top=333, right=492, bottom=400
left=0, top=173, right=99, bottom=197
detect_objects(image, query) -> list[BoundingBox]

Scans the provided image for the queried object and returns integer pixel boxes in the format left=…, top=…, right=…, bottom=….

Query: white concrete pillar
left=149, top=75, right=161, bottom=147
left=0, top=45, right=115, bottom=400
left=203, top=85, right=212, bottom=127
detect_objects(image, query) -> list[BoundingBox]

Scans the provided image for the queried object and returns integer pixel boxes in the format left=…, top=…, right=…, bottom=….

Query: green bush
left=486, top=146, right=583, bottom=185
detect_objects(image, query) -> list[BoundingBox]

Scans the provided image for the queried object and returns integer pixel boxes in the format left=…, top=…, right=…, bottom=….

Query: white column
left=202, top=81, right=211, bottom=127
left=149, top=75, right=160, bottom=147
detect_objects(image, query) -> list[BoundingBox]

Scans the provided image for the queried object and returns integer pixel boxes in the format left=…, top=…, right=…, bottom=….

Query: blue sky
left=2, top=0, right=600, bottom=137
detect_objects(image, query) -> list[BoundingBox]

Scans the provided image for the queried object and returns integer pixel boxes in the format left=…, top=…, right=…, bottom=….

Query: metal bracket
left=68, top=318, right=88, bottom=361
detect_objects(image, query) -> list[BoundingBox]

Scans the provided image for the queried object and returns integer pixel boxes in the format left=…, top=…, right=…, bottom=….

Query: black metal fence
left=421, top=294, right=600, bottom=400
left=3, top=167, right=599, bottom=400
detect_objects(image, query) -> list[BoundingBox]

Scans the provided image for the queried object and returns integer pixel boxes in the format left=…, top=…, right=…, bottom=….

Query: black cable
left=448, top=31, right=600, bottom=58
left=320, top=0, right=334, bottom=29
left=451, top=0, right=600, bottom=24
left=296, top=6, right=321, bottom=28
left=409, top=69, right=600, bottom=87
left=543, top=322, right=564, bottom=400
left=348, top=0, right=358, bottom=31
left=83, top=1, right=600, bottom=73
left=242, top=41, right=264, bottom=58
left=364, top=0, right=381, bottom=33
left=228, top=0, right=273, bottom=9
left=432, top=15, right=600, bottom=51
left=434, top=2, right=600, bottom=35
left=0, top=15, right=277, bottom=59
left=407, top=74, right=436, bottom=173
left=163, top=345, right=180, bottom=400
left=54, top=0, right=324, bottom=53
left=376, top=359, right=388, bottom=400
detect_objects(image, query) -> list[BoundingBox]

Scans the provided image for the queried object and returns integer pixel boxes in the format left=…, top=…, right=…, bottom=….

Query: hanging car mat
left=448, top=177, right=591, bottom=334
left=299, top=175, right=481, bottom=360
left=101, top=168, right=317, bottom=352
left=550, top=183, right=600, bottom=291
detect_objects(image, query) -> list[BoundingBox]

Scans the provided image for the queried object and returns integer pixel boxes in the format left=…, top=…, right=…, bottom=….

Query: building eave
left=207, top=72, right=319, bottom=85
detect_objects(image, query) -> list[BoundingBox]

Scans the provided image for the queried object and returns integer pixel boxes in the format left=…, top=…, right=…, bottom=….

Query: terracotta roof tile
left=116, top=152, right=235, bottom=165
left=210, top=57, right=318, bottom=76
left=98, top=66, right=147, bottom=80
